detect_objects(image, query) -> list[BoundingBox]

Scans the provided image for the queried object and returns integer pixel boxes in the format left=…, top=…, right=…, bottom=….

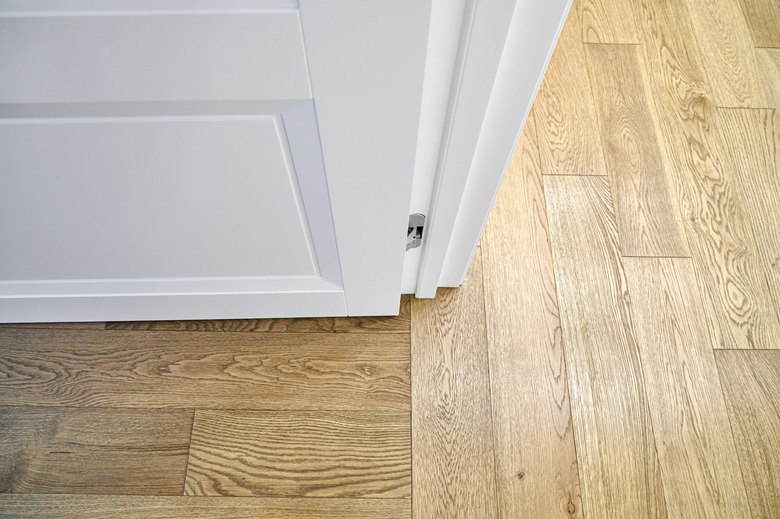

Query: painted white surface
left=0, top=0, right=298, bottom=13
left=401, top=0, right=469, bottom=294
left=414, top=0, right=572, bottom=297
left=0, top=1, right=433, bottom=322
left=0, top=115, right=318, bottom=280
left=300, top=0, right=432, bottom=314
left=439, top=0, right=573, bottom=287
left=0, top=9, right=310, bottom=106
left=413, top=0, right=519, bottom=298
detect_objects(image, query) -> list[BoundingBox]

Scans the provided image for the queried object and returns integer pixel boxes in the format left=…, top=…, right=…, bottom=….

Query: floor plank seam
left=182, top=410, right=196, bottom=496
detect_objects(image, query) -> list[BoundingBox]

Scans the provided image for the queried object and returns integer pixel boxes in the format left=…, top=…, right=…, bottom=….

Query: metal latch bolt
left=407, top=213, right=425, bottom=251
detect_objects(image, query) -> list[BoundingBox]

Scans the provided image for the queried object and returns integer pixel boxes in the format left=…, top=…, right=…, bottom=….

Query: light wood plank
left=0, top=407, right=192, bottom=495
left=543, top=175, right=667, bottom=518
left=737, top=0, right=780, bottom=48
left=481, top=117, right=581, bottom=517
left=584, top=43, right=689, bottom=257
left=0, top=329, right=410, bottom=410
left=685, top=0, right=772, bottom=108
left=718, top=108, right=780, bottom=320
left=411, top=251, right=498, bottom=517
left=106, top=296, right=411, bottom=333
left=535, top=6, right=607, bottom=177
left=185, top=410, right=410, bottom=498
left=623, top=257, right=750, bottom=518
left=632, top=0, right=780, bottom=349
left=579, top=0, right=639, bottom=44
left=716, top=350, right=780, bottom=519
left=757, top=49, right=780, bottom=109
left=0, top=495, right=411, bottom=519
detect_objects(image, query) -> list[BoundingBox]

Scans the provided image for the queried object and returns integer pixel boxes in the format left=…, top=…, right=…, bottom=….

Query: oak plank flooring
left=684, top=0, right=772, bottom=108
left=716, top=351, right=780, bottom=519
left=584, top=43, right=689, bottom=257
left=718, top=108, right=780, bottom=318
left=0, top=407, right=192, bottom=495
left=623, top=257, right=750, bottom=518
left=0, top=495, right=411, bottom=519
left=543, top=175, right=667, bottom=518
left=184, top=410, right=410, bottom=498
left=757, top=49, right=780, bottom=109
left=481, top=117, right=581, bottom=518
left=535, top=5, right=607, bottom=177
left=578, top=0, right=639, bottom=44
left=737, top=0, right=780, bottom=48
left=0, top=322, right=105, bottom=330
left=410, top=250, right=498, bottom=517
left=0, top=329, right=410, bottom=410
left=106, top=296, right=410, bottom=333
left=632, top=0, right=780, bottom=349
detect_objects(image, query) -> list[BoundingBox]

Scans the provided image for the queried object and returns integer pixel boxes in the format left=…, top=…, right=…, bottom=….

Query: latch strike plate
left=407, top=214, right=425, bottom=251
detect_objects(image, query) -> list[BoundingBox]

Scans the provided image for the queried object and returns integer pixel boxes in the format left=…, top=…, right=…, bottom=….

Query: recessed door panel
left=0, top=7, right=311, bottom=105
left=0, top=113, right=319, bottom=281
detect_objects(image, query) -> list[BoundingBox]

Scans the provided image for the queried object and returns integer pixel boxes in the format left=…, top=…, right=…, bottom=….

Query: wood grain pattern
left=535, top=6, right=607, bottom=177
left=0, top=495, right=411, bottom=519
left=0, top=329, right=410, bottom=410
left=0, top=407, right=192, bottom=495
left=543, top=175, right=667, bottom=518
left=185, top=410, right=410, bottom=498
left=757, top=49, right=780, bottom=109
left=0, top=323, right=106, bottom=330
left=579, top=0, right=639, bottom=44
left=410, top=251, right=498, bottom=517
left=106, top=296, right=411, bottom=333
left=632, top=0, right=780, bottom=349
left=623, top=257, right=750, bottom=518
left=684, top=0, right=772, bottom=108
left=737, top=0, right=780, bottom=48
left=584, top=43, right=689, bottom=257
left=481, top=116, right=581, bottom=517
left=718, top=108, right=780, bottom=318
left=716, top=350, right=780, bottom=519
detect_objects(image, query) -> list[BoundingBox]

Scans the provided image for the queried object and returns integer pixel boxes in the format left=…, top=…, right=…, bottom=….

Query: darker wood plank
left=632, top=0, right=780, bottom=349
left=411, top=250, right=498, bottom=518
left=0, top=329, right=410, bottom=410
left=0, top=323, right=105, bottom=330
left=106, top=296, right=411, bottom=333
left=718, top=108, right=780, bottom=319
left=535, top=6, right=607, bottom=177
left=624, top=257, right=750, bottom=517
left=481, top=116, right=581, bottom=517
left=185, top=410, right=410, bottom=498
left=684, top=0, right=772, bottom=107
left=716, top=350, right=780, bottom=519
left=0, top=407, right=192, bottom=495
left=0, top=495, right=411, bottom=519
left=544, top=175, right=667, bottom=518
left=585, top=43, right=689, bottom=257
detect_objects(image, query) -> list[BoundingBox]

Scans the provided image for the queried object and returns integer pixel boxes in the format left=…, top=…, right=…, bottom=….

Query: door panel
left=0, top=113, right=321, bottom=280
left=0, top=0, right=433, bottom=322
left=0, top=8, right=310, bottom=105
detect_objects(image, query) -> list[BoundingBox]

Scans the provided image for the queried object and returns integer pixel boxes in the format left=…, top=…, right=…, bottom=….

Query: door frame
left=407, top=0, right=573, bottom=298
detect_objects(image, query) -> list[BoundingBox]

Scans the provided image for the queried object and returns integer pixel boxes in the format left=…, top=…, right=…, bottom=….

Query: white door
left=0, top=0, right=432, bottom=322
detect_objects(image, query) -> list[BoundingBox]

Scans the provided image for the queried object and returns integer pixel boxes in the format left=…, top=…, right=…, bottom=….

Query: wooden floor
left=1, top=0, right=779, bottom=517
